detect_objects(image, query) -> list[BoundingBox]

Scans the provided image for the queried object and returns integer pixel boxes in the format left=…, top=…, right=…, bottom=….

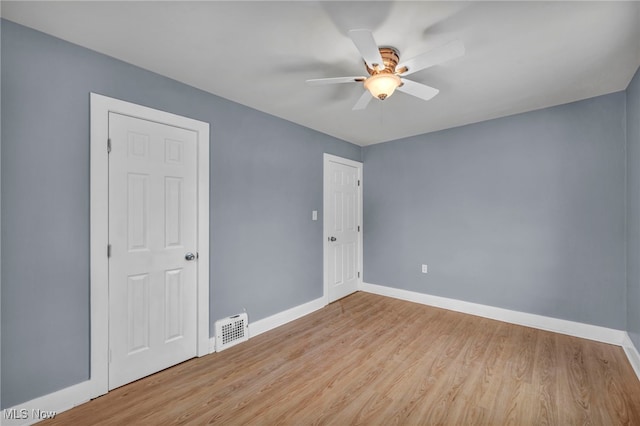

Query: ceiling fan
left=306, top=29, right=465, bottom=110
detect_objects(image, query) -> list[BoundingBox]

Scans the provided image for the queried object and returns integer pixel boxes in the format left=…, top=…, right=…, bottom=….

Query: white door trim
left=89, top=93, right=209, bottom=398
left=323, top=153, right=363, bottom=305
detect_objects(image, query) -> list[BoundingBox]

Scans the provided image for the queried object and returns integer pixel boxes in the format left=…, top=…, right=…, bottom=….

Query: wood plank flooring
left=45, top=292, right=640, bottom=425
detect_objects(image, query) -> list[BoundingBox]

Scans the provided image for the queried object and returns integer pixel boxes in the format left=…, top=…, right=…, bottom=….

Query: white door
left=108, top=112, right=198, bottom=390
left=324, top=154, right=362, bottom=303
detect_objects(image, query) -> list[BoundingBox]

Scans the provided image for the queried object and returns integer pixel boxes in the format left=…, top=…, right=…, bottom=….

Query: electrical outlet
left=421, top=264, right=428, bottom=274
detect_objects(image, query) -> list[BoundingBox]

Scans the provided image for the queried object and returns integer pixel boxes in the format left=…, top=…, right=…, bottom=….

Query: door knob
left=328, top=236, right=337, bottom=242
left=185, top=252, right=196, bottom=261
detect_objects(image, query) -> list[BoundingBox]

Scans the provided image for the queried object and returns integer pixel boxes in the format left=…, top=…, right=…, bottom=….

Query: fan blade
left=348, top=29, right=384, bottom=70
left=397, top=79, right=439, bottom=101
left=352, top=90, right=373, bottom=110
left=397, top=40, right=465, bottom=76
left=306, top=76, right=365, bottom=85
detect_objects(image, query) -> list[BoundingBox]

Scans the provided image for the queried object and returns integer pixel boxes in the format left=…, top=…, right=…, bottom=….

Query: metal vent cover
left=215, top=313, right=249, bottom=352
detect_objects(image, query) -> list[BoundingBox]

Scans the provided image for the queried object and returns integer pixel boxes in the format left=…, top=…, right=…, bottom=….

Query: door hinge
left=358, top=180, right=361, bottom=186
left=358, top=225, right=360, bottom=232
left=107, top=244, right=111, bottom=258
left=358, top=271, right=360, bottom=278
left=107, top=138, right=112, bottom=153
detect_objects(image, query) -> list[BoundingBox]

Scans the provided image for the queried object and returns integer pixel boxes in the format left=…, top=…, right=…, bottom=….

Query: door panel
left=127, top=273, right=150, bottom=354
left=164, top=268, right=184, bottom=342
left=108, top=112, right=198, bottom=390
left=165, top=177, right=183, bottom=247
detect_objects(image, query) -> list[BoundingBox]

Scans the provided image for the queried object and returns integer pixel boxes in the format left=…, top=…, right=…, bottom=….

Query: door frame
left=89, top=93, right=210, bottom=398
left=323, top=153, right=363, bottom=305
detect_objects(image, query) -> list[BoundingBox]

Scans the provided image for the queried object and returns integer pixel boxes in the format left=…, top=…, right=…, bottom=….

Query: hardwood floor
left=45, top=292, right=640, bottom=425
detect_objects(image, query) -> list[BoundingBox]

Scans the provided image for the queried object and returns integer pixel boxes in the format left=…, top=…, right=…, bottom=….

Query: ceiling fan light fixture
left=364, top=73, right=401, bottom=100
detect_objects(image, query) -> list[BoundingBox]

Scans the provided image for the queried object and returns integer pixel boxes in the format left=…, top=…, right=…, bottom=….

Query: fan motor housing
left=366, top=47, right=400, bottom=75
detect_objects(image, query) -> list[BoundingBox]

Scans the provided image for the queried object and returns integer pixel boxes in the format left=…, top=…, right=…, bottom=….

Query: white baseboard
left=206, top=297, right=326, bottom=354
left=623, top=333, right=640, bottom=380
left=360, top=282, right=627, bottom=346
left=1, top=380, right=92, bottom=426
left=249, top=296, right=326, bottom=338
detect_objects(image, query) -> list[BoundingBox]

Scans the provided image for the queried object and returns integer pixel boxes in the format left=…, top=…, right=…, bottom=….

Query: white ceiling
left=2, top=1, right=639, bottom=146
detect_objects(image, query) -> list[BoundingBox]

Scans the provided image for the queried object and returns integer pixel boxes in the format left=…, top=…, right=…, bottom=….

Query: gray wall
left=0, top=20, right=360, bottom=408
left=363, top=93, right=627, bottom=329
left=628, top=66, right=640, bottom=349
left=0, top=17, right=3, bottom=411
